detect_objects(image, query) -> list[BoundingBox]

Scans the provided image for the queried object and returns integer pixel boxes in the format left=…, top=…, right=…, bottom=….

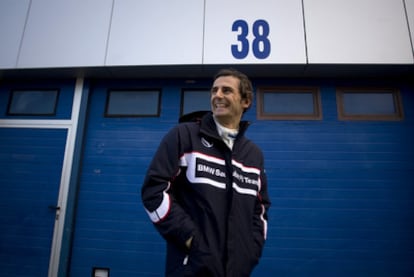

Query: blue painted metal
left=70, top=79, right=414, bottom=276
left=0, top=79, right=75, bottom=120
left=58, top=80, right=91, bottom=277
left=0, top=128, right=67, bottom=277
left=0, top=78, right=75, bottom=277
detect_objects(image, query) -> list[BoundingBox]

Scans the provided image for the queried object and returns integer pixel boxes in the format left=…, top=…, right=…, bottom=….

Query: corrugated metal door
left=0, top=128, right=67, bottom=277
left=70, top=78, right=414, bottom=276
left=0, top=78, right=78, bottom=277
left=69, top=79, right=180, bottom=276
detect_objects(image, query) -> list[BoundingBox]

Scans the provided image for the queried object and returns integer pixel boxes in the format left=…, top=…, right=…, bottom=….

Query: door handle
left=48, top=205, right=61, bottom=220
left=48, top=205, right=61, bottom=211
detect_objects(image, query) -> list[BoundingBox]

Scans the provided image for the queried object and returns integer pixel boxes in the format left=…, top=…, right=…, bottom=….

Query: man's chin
left=213, top=112, right=228, bottom=118
left=213, top=113, right=233, bottom=123
left=213, top=108, right=229, bottom=115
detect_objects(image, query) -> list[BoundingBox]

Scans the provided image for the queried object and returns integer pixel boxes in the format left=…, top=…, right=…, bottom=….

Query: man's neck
left=213, top=115, right=240, bottom=129
left=213, top=116, right=239, bottom=150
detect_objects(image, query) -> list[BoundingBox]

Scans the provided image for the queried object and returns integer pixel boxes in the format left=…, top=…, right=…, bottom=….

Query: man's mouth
left=214, top=103, right=228, bottom=108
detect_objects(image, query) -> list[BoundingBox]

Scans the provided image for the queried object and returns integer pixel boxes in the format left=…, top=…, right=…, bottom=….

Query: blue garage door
left=70, top=79, right=414, bottom=276
left=69, top=80, right=180, bottom=276
left=0, top=128, right=67, bottom=277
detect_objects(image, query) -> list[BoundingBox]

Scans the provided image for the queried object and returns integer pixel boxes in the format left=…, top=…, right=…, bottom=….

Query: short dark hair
left=214, top=68, right=253, bottom=112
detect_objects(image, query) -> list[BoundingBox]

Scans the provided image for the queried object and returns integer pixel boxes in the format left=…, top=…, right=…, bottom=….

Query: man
left=141, top=68, right=270, bottom=276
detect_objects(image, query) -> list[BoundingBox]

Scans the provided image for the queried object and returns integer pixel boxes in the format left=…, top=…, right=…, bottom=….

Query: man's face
left=210, top=76, right=250, bottom=128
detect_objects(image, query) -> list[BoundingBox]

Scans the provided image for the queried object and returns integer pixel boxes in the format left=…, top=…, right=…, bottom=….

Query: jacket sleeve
left=141, top=125, right=196, bottom=250
left=253, top=154, right=271, bottom=258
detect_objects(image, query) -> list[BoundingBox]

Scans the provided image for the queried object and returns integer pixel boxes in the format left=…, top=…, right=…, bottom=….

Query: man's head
left=210, top=68, right=253, bottom=129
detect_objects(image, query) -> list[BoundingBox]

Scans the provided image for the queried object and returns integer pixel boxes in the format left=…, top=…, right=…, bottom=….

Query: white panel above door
left=304, top=0, right=413, bottom=64
left=0, top=0, right=30, bottom=69
left=17, top=0, right=112, bottom=68
left=106, top=0, right=205, bottom=66
left=203, top=0, right=307, bottom=64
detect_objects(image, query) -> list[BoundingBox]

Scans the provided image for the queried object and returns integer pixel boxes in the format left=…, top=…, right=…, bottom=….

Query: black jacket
left=141, top=112, right=270, bottom=276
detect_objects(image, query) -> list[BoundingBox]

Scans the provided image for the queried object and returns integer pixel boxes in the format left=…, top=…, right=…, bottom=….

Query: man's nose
left=215, top=89, right=224, bottom=97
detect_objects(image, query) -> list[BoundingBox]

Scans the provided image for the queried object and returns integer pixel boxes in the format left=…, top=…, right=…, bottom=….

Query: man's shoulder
left=168, top=121, right=201, bottom=142
left=176, top=120, right=200, bottom=132
left=240, top=136, right=264, bottom=154
left=179, top=110, right=210, bottom=123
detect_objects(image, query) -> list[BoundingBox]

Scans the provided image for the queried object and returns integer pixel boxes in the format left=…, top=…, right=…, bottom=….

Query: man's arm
left=252, top=158, right=271, bottom=258
left=141, top=126, right=196, bottom=250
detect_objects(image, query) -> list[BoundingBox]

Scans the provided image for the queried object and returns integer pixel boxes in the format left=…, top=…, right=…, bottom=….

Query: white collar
left=213, top=116, right=239, bottom=149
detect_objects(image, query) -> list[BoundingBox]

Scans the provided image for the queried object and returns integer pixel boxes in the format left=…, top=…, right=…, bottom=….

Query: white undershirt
left=213, top=117, right=239, bottom=150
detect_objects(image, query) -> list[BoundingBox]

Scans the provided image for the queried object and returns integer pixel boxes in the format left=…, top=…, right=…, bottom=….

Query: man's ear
left=242, top=98, right=251, bottom=109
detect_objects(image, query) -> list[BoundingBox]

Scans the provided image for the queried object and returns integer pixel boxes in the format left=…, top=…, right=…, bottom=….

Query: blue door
left=0, top=128, right=67, bottom=277
left=70, top=78, right=414, bottom=276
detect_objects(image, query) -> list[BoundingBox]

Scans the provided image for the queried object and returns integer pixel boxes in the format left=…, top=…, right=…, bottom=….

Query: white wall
left=0, top=0, right=412, bottom=69
left=304, top=0, right=413, bottom=63
left=106, top=0, right=204, bottom=65
left=0, top=0, right=30, bottom=68
left=203, top=0, right=306, bottom=64
left=17, top=0, right=112, bottom=68
left=406, top=0, right=414, bottom=47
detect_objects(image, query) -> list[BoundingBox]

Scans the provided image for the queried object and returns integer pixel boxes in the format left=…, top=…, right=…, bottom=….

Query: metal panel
left=0, top=0, right=30, bottom=68
left=17, top=0, right=112, bottom=68
left=0, top=78, right=83, bottom=277
left=304, top=0, right=413, bottom=63
left=69, top=79, right=181, bottom=276
left=1, top=0, right=412, bottom=68
left=203, top=0, right=306, bottom=64
left=251, top=86, right=414, bottom=275
left=0, top=128, right=67, bottom=277
left=70, top=78, right=414, bottom=276
left=0, top=79, right=76, bottom=120
left=106, top=0, right=204, bottom=66
left=406, top=0, right=414, bottom=54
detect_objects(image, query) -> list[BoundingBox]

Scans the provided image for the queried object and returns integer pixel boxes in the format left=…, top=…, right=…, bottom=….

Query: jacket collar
left=199, top=112, right=250, bottom=140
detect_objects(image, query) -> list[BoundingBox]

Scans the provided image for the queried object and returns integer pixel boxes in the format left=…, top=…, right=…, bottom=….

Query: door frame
left=0, top=78, right=84, bottom=277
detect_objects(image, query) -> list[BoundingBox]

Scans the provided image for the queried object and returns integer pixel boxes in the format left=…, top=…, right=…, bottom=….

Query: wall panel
left=0, top=0, right=30, bottom=68
left=0, top=0, right=412, bottom=69
left=105, top=0, right=204, bottom=66
left=405, top=0, right=414, bottom=55
left=203, top=0, right=306, bottom=64
left=17, top=0, right=112, bottom=68
left=304, top=0, right=413, bottom=63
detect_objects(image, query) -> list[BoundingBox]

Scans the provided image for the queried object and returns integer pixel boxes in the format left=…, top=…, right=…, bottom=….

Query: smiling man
left=211, top=71, right=250, bottom=128
left=141, top=68, right=271, bottom=277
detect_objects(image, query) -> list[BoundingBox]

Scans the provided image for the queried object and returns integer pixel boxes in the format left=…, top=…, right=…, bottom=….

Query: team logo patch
left=195, top=158, right=227, bottom=180
left=201, top=137, right=213, bottom=148
left=182, top=152, right=261, bottom=196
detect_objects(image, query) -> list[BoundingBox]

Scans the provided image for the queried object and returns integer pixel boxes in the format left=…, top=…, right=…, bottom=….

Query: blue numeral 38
left=231, top=19, right=271, bottom=59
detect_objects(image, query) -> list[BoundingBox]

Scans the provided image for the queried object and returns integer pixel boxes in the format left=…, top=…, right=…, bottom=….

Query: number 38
left=231, top=19, right=271, bottom=59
